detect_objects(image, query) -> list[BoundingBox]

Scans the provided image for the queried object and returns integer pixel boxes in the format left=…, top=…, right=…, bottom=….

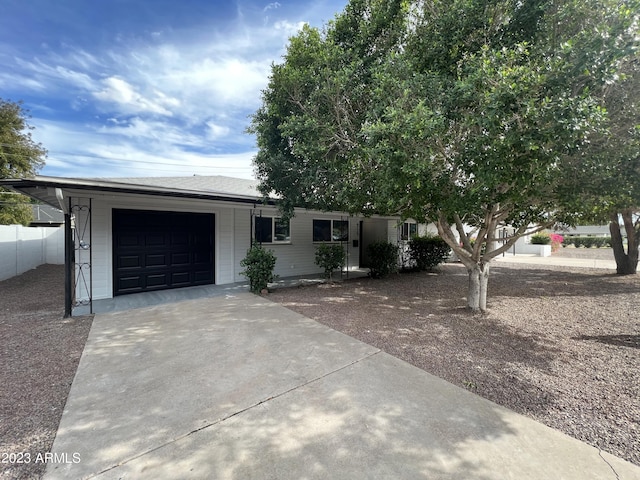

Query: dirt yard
left=270, top=256, right=640, bottom=467
left=0, top=265, right=92, bottom=480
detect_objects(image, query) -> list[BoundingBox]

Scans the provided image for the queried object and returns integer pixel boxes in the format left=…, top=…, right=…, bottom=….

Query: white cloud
left=93, top=76, right=177, bottom=116
left=264, top=2, right=281, bottom=12
left=32, top=118, right=256, bottom=179
left=206, top=121, right=231, bottom=140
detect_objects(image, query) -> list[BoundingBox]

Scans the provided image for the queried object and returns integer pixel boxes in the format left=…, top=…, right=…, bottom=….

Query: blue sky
left=0, top=0, right=348, bottom=179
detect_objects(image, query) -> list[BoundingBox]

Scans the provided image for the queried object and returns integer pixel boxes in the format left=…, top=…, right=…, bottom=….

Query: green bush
left=530, top=233, right=551, bottom=245
left=367, top=241, right=398, bottom=278
left=565, top=236, right=611, bottom=248
left=240, top=242, right=277, bottom=293
left=315, top=243, right=346, bottom=281
left=408, top=235, right=451, bottom=271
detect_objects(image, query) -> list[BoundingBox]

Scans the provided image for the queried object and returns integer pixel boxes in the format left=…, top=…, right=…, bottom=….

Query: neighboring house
left=0, top=175, right=405, bottom=315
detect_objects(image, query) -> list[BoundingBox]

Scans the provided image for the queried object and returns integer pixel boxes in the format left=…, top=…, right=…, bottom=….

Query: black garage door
left=113, top=209, right=215, bottom=296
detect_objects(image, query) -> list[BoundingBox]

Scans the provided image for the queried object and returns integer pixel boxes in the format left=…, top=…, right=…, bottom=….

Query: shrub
left=240, top=242, right=277, bottom=293
left=567, top=236, right=611, bottom=248
left=530, top=233, right=551, bottom=245
left=367, top=241, right=398, bottom=278
left=315, top=243, right=346, bottom=281
left=408, top=235, right=451, bottom=271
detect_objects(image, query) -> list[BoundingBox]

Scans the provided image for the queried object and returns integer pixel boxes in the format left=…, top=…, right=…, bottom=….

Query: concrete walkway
left=45, top=292, right=640, bottom=479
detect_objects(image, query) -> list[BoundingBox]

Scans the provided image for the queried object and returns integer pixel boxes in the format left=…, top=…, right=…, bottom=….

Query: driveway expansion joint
left=89, top=349, right=382, bottom=479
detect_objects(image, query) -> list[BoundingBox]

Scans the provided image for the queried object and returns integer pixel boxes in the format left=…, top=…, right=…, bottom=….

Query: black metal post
left=63, top=212, right=73, bottom=318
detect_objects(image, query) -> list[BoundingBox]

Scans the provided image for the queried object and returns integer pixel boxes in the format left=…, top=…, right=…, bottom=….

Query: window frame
left=313, top=218, right=349, bottom=243
left=401, top=222, right=418, bottom=241
left=254, top=216, right=291, bottom=244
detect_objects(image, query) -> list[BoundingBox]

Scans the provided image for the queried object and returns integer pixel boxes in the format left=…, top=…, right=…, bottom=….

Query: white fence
left=0, top=225, right=65, bottom=281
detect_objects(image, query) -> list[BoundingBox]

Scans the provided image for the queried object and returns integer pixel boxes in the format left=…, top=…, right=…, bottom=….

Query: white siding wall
left=62, top=190, right=402, bottom=300
left=244, top=209, right=366, bottom=280
left=84, top=193, right=242, bottom=300
left=233, top=209, right=251, bottom=282
left=216, top=208, right=235, bottom=284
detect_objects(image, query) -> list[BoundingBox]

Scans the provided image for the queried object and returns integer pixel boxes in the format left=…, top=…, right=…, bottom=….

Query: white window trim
left=312, top=218, right=349, bottom=243
left=255, top=216, right=291, bottom=244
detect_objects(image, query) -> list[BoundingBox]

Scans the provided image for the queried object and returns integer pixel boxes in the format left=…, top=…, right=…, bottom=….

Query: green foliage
left=0, top=192, right=32, bottom=226
left=1, top=99, right=47, bottom=225
left=250, top=0, right=638, bottom=308
left=407, top=235, right=451, bottom=271
left=314, top=243, right=346, bottom=280
left=565, top=236, right=611, bottom=248
left=240, top=243, right=277, bottom=293
left=530, top=233, right=551, bottom=245
left=367, top=241, right=398, bottom=278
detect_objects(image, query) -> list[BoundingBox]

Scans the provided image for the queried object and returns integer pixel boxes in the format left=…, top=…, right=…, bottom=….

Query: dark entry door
left=113, top=209, right=215, bottom=296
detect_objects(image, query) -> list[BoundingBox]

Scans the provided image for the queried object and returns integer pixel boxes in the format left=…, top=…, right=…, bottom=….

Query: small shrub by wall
left=407, top=235, right=451, bottom=271
left=314, top=243, right=345, bottom=281
left=240, top=242, right=277, bottom=293
left=367, top=241, right=398, bottom=278
left=531, top=233, right=551, bottom=245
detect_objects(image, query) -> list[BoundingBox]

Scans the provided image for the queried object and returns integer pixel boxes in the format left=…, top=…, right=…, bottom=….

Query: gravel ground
left=0, top=265, right=92, bottom=480
left=0, top=251, right=638, bottom=478
left=270, top=253, right=640, bottom=467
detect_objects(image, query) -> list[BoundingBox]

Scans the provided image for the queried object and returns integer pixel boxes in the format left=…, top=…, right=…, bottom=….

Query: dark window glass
left=333, top=220, right=349, bottom=241
left=274, top=218, right=290, bottom=242
left=313, top=219, right=331, bottom=242
left=255, top=216, right=273, bottom=243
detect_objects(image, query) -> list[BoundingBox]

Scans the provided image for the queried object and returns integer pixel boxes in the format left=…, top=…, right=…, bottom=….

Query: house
left=0, top=175, right=408, bottom=316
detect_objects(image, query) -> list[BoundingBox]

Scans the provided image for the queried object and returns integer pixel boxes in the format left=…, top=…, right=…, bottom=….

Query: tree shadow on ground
left=573, top=334, right=640, bottom=349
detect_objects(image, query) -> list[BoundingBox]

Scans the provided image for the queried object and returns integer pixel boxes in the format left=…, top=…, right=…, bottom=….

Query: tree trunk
left=467, top=262, right=490, bottom=312
left=609, top=211, right=639, bottom=275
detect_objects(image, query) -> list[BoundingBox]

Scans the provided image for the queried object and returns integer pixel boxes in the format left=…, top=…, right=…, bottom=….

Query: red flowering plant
left=550, top=233, right=564, bottom=252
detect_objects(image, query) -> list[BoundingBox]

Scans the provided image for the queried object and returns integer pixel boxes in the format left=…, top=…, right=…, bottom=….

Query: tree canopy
left=0, top=99, right=47, bottom=225
left=250, top=0, right=639, bottom=311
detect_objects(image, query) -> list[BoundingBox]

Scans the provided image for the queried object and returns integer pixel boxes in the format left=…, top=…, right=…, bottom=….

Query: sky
left=0, top=0, right=349, bottom=180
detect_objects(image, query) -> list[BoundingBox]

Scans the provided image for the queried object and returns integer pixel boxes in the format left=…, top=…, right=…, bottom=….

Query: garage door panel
left=146, top=273, right=169, bottom=288
left=146, top=254, right=167, bottom=267
left=116, top=275, right=144, bottom=293
left=118, top=255, right=140, bottom=269
left=171, top=272, right=191, bottom=286
left=171, top=252, right=190, bottom=266
left=113, top=209, right=215, bottom=296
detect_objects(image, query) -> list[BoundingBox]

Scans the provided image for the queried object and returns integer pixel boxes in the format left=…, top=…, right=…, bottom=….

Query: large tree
left=251, top=0, right=638, bottom=311
left=0, top=99, right=47, bottom=225
left=559, top=53, right=640, bottom=274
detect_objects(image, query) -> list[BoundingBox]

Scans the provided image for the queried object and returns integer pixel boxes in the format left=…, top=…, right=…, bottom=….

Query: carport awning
left=0, top=176, right=271, bottom=208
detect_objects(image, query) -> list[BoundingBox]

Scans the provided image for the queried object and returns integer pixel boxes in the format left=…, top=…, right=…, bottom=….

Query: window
left=313, top=219, right=349, bottom=242
left=255, top=216, right=290, bottom=243
left=401, top=222, right=418, bottom=241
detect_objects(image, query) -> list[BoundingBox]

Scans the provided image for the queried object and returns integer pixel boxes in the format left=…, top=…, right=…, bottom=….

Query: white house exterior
left=1, top=175, right=405, bottom=315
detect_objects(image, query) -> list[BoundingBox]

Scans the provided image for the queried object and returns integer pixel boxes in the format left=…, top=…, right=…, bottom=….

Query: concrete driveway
left=45, top=292, right=640, bottom=479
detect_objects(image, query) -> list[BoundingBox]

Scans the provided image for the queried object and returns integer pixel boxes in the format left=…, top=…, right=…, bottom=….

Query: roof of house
left=98, top=175, right=260, bottom=197
left=0, top=175, right=269, bottom=210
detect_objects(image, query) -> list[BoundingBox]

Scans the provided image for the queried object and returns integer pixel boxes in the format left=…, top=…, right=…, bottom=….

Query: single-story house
left=1, top=175, right=418, bottom=316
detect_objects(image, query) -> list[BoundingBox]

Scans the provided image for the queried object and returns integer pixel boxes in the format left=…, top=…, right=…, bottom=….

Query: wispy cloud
left=1, top=0, right=349, bottom=179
